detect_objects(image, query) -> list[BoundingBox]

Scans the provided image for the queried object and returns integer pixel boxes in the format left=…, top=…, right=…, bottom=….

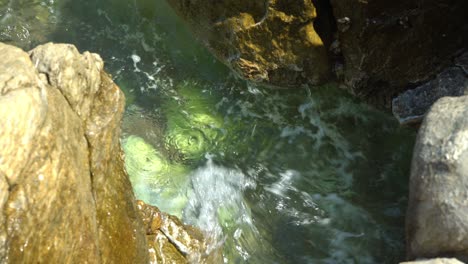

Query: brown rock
left=0, top=42, right=148, bottom=263
left=166, top=0, right=331, bottom=87
left=406, top=96, right=468, bottom=261
left=330, top=0, right=468, bottom=107
left=136, top=200, right=163, bottom=234
left=136, top=200, right=223, bottom=264
left=148, top=232, right=188, bottom=263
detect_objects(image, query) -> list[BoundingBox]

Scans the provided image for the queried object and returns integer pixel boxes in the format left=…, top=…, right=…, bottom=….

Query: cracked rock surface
left=0, top=42, right=149, bottom=263
left=166, top=0, right=331, bottom=87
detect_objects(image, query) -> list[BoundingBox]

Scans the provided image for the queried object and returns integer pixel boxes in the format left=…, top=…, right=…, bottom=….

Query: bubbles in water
left=183, top=157, right=262, bottom=261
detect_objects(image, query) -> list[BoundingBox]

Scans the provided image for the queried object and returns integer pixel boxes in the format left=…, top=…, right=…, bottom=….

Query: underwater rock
left=330, top=0, right=468, bottom=107
left=0, top=42, right=148, bottom=263
left=165, top=0, right=331, bottom=87
left=122, top=135, right=190, bottom=217
left=392, top=63, right=468, bottom=125
left=0, top=0, right=63, bottom=49
left=406, top=96, right=468, bottom=261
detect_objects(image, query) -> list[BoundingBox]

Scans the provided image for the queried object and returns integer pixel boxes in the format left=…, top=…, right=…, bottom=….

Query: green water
left=1, top=0, right=416, bottom=263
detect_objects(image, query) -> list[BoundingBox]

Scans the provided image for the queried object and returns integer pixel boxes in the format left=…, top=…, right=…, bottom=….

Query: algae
left=122, top=135, right=189, bottom=217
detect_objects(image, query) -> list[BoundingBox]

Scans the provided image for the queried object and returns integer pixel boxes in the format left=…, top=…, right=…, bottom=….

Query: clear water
left=1, top=0, right=416, bottom=263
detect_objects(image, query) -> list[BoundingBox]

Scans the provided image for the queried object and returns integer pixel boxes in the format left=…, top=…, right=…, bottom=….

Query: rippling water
left=1, top=0, right=416, bottom=263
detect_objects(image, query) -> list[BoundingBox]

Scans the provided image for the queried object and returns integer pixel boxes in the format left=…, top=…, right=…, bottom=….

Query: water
left=1, top=0, right=416, bottom=263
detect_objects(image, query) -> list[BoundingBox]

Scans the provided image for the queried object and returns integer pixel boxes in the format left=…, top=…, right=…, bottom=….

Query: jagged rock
left=166, top=0, right=331, bottom=87
left=406, top=96, right=468, bottom=261
left=400, top=258, right=465, bottom=264
left=330, top=0, right=468, bottom=107
left=392, top=65, right=468, bottom=125
left=136, top=200, right=223, bottom=264
left=0, top=42, right=149, bottom=263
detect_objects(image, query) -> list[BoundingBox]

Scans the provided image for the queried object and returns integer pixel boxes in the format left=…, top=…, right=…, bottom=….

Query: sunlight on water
left=0, top=0, right=416, bottom=262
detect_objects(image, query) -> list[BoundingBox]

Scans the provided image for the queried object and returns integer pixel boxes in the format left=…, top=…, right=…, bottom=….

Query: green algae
left=163, top=81, right=225, bottom=162
left=122, top=135, right=189, bottom=217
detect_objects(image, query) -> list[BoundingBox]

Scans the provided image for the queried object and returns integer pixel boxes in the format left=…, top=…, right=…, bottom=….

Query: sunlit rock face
left=166, top=0, right=468, bottom=109
left=165, top=0, right=331, bottom=87
left=406, top=96, right=468, bottom=261
left=0, top=42, right=149, bottom=263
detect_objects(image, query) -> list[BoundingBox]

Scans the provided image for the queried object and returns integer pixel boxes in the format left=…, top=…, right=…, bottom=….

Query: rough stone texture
left=406, top=96, right=468, bottom=261
left=330, top=0, right=468, bottom=107
left=392, top=65, right=468, bottom=125
left=400, top=258, right=465, bottom=264
left=166, top=0, right=331, bottom=87
left=136, top=200, right=223, bottom=264
left=0, top=42, right=149, bottom=263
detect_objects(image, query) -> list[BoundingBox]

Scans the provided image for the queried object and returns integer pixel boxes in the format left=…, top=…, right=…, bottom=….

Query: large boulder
left=165, top=0, right=331, bottom=87
left=330, top=0, right=468, bottom=106
left=406, top=96, right=468, bottom=261
left=0, top=42, right=149, bottom=263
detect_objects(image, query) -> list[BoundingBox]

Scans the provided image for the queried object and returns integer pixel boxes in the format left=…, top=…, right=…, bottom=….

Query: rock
left=166, top=0, right=331, bottom=87
left=0, top=42, right=148, bottom=263
left=406, top=96, right=468, bottom=261
left=330, top=0, right=468, bottom=107
left=392, top=65, right=468, bottom=125
left=136, top=200, right=223, bottom=264
left=400, top=258, right=465, bottom=264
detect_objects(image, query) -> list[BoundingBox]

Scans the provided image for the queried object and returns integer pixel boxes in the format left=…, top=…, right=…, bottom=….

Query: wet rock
left=400, top=258, right=465, bottom=264
left=0, top=42, right=148, bottom=263
left=330, top=0, right=468, bottom=107
left=136, top=200, right=222, bottom=264
left=392, top=65, right=468, bottom=125
left=406, top=96, right=468, bottom=261
left=166, top=0, right=331, bottom=87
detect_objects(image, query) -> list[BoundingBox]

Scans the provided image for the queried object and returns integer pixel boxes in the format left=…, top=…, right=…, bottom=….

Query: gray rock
left=400, top=258, right=465, bottom=264
left=406, top=95, right=468, bottom=261
left=392, top=66, right=468, bottom=125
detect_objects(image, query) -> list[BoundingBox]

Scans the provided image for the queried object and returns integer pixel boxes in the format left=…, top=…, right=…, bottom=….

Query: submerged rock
left=122, top=135, right=189, bottom=217
left=0, top=42, right=149, bottom=263
left=406, top=96, right=468, bottom=261
left=165, top=0, right=331, bottom=87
